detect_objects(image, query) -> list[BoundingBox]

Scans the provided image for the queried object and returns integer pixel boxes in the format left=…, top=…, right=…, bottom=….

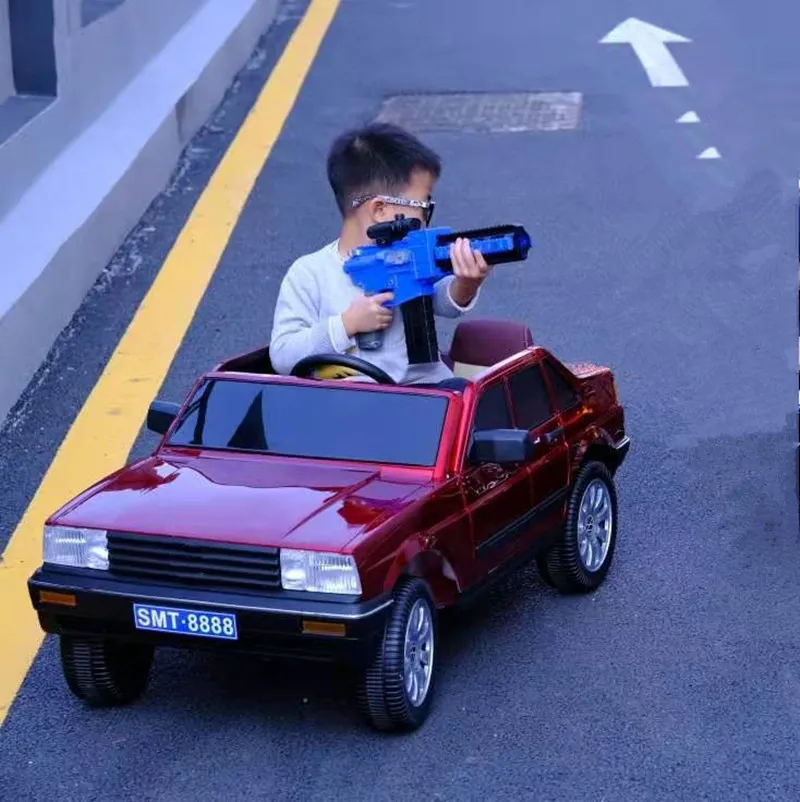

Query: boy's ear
left=369, top=197, right=389, bottom=222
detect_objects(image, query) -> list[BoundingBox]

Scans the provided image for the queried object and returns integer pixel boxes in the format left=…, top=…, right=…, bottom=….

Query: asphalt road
left=1, top=0, right=799, bottom=799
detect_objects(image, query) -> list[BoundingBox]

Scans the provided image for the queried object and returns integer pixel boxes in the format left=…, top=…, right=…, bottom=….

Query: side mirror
left=469, top=428, right=535, bottom=465
left=147, top=400, right=180, bottom=435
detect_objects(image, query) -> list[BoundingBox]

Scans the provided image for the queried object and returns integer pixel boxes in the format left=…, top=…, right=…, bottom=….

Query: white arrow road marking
left=677, top=111, right=700, bottom=123
left=697, top=147, right=721, bottom=159
left=600, top=18, right=692, bottom=87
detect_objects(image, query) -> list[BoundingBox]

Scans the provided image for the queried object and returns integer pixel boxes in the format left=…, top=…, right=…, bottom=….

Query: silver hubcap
left=577, top=479, right=613, bottom=572
left=403, top=599, right=434, bottom=707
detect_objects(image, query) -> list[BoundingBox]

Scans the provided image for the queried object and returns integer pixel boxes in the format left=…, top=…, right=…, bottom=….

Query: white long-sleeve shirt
left=269, top=239, right=479, bottom=384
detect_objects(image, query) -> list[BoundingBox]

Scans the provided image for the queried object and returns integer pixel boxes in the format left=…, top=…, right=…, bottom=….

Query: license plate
left=133, top=603, right=238, bottom=641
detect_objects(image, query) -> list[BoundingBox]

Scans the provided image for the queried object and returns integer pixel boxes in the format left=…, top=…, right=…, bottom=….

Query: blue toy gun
left=343, top=216, right=532, bottom=364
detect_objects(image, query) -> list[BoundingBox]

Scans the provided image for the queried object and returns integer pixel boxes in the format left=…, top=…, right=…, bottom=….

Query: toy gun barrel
left=433, top=224, right=532, bottom=270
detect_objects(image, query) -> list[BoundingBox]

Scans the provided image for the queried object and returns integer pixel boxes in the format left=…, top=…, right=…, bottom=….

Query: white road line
left=600, top=18, right=691, bottom=88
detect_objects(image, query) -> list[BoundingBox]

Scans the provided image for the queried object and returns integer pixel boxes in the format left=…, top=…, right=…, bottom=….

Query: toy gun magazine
left=343, top=216, right=532, bottom=364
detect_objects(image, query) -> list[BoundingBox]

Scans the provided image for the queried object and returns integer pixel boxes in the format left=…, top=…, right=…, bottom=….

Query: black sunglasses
left=350, top=194, right=436, bottom=226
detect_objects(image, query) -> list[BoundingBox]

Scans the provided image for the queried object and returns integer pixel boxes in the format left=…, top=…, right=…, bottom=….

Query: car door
left=506, top=361, right=571, bottom=549
left=460, top=378, right=536, bottom=576
left=540, top=357, right=585, bottom=465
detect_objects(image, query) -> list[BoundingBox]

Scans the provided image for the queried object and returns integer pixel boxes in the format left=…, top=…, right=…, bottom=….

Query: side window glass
left=473, top=381, right=512, bottom=432
left=508, top=365, right=554, bottom=431
left=544, top=360, right=579, bottom=411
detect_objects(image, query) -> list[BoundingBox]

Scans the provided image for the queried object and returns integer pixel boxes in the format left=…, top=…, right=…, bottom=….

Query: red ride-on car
left=27, top=319, right=629, bottom=732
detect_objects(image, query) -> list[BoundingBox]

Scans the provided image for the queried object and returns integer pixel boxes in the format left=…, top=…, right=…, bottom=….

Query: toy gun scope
left=344, top=217, right=532, bottom=361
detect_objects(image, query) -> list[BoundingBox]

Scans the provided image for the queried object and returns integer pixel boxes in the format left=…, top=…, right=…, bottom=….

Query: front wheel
left=358, top=578, right=437, bottom=732
left=540, top=461, right=618, bottom=593
left=60, top=636, right=154, bottom=706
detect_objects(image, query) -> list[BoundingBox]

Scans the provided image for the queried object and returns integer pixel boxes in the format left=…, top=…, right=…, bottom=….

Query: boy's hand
left=449, top=237, right=491, bottom=306
left=342, top=291, right=395, bottom=337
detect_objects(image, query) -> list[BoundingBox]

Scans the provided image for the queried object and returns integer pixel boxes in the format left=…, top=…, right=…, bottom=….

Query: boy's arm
left=432, top=275, right=481, bottom=319
left=269, top=261, right=355, bottom=375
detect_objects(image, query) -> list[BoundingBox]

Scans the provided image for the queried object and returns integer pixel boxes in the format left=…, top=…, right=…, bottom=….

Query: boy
left=269, top=122, right=492, bottom=384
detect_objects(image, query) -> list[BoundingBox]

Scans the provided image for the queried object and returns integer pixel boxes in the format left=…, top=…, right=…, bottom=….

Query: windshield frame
left=162, top=373, right=457, bottom=470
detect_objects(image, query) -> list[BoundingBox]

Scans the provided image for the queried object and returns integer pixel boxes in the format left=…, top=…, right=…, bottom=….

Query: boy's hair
left=326, top=122, right=441, bottom=216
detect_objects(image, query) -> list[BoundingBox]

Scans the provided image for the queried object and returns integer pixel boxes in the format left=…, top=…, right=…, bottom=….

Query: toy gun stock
left=344, top=217, right=532, bottom=362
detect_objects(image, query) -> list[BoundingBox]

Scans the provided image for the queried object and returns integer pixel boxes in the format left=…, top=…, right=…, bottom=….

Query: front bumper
left=28, top=567, right=392, bottom=664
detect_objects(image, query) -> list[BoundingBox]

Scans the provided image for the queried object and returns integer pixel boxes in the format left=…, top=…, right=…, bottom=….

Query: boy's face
left=357, top=169, right=436, bottom=229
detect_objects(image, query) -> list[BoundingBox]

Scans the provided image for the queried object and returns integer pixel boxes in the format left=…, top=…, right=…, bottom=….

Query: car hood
left=54, top=453, right=431, bottom=551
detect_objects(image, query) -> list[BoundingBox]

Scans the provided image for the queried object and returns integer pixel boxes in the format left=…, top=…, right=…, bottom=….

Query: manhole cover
left=375, top=92, right=582, bottom=133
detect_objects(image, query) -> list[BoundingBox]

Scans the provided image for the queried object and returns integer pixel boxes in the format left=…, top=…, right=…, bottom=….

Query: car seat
left=441, top=319, right=534, bottom=378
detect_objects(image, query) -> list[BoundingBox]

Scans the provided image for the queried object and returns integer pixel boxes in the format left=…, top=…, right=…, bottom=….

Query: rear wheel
left=60, top=636, right=154, bottom=706
left=535, top=554, right=557, bottom=588
left=539, top=461, right=618, bottom=593
left=358, top=578, right=437, bottom=732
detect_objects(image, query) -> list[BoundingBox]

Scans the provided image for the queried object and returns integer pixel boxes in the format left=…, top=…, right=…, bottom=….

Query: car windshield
left=166, top=378, right=449, bottom=467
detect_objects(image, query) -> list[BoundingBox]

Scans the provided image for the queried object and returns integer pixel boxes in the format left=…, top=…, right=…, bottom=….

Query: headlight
left=280, top=549, right=361, bottom=595
left=43, top=525, right=109, bottom=570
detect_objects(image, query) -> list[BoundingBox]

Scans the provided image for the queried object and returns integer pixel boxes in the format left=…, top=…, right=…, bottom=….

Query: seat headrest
left=448, top=319, right=534, bottom=369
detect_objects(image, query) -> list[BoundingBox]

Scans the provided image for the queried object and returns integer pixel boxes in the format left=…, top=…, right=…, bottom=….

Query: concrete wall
left=0, top=0, right=12, bottom=101
left=0, top=0, right=208, bottom=221
left=66, top=0, right=204, bottom=124
left=81, top=0, right=128, bottom=28
left=0, top=0, right=279, bottom=427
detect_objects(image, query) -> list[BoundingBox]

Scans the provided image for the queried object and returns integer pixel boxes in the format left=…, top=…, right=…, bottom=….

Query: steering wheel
left=290, top=353, right=397, bottom=385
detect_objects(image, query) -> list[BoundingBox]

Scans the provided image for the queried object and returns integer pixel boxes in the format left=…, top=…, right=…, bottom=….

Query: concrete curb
left=0, top=0, right=280, bottom=427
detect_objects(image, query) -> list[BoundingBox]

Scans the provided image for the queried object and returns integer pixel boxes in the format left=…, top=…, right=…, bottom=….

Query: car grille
left=107, top=531, right=281, bottom=595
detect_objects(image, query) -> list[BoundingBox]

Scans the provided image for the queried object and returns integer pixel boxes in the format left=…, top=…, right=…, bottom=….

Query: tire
left=535, top=554, right=557, bottom=589
left=60, top=636, right=154, bottom=707
left=540, top=461, right=618, bottom=593
left=358, top=578, right=437, bottom=733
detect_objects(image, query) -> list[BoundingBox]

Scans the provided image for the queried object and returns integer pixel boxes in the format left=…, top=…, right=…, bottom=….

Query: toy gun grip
left=357, top=330, right=384, bottom=350
left=355, top=289, right=392, bottom=351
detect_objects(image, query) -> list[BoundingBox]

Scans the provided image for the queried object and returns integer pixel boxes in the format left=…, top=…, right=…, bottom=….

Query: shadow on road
left=132, top=562, right=557, bottom=731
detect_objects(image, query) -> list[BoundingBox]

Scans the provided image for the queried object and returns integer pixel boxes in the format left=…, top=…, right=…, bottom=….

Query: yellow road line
left=0, top=0, right=340, bottom=727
